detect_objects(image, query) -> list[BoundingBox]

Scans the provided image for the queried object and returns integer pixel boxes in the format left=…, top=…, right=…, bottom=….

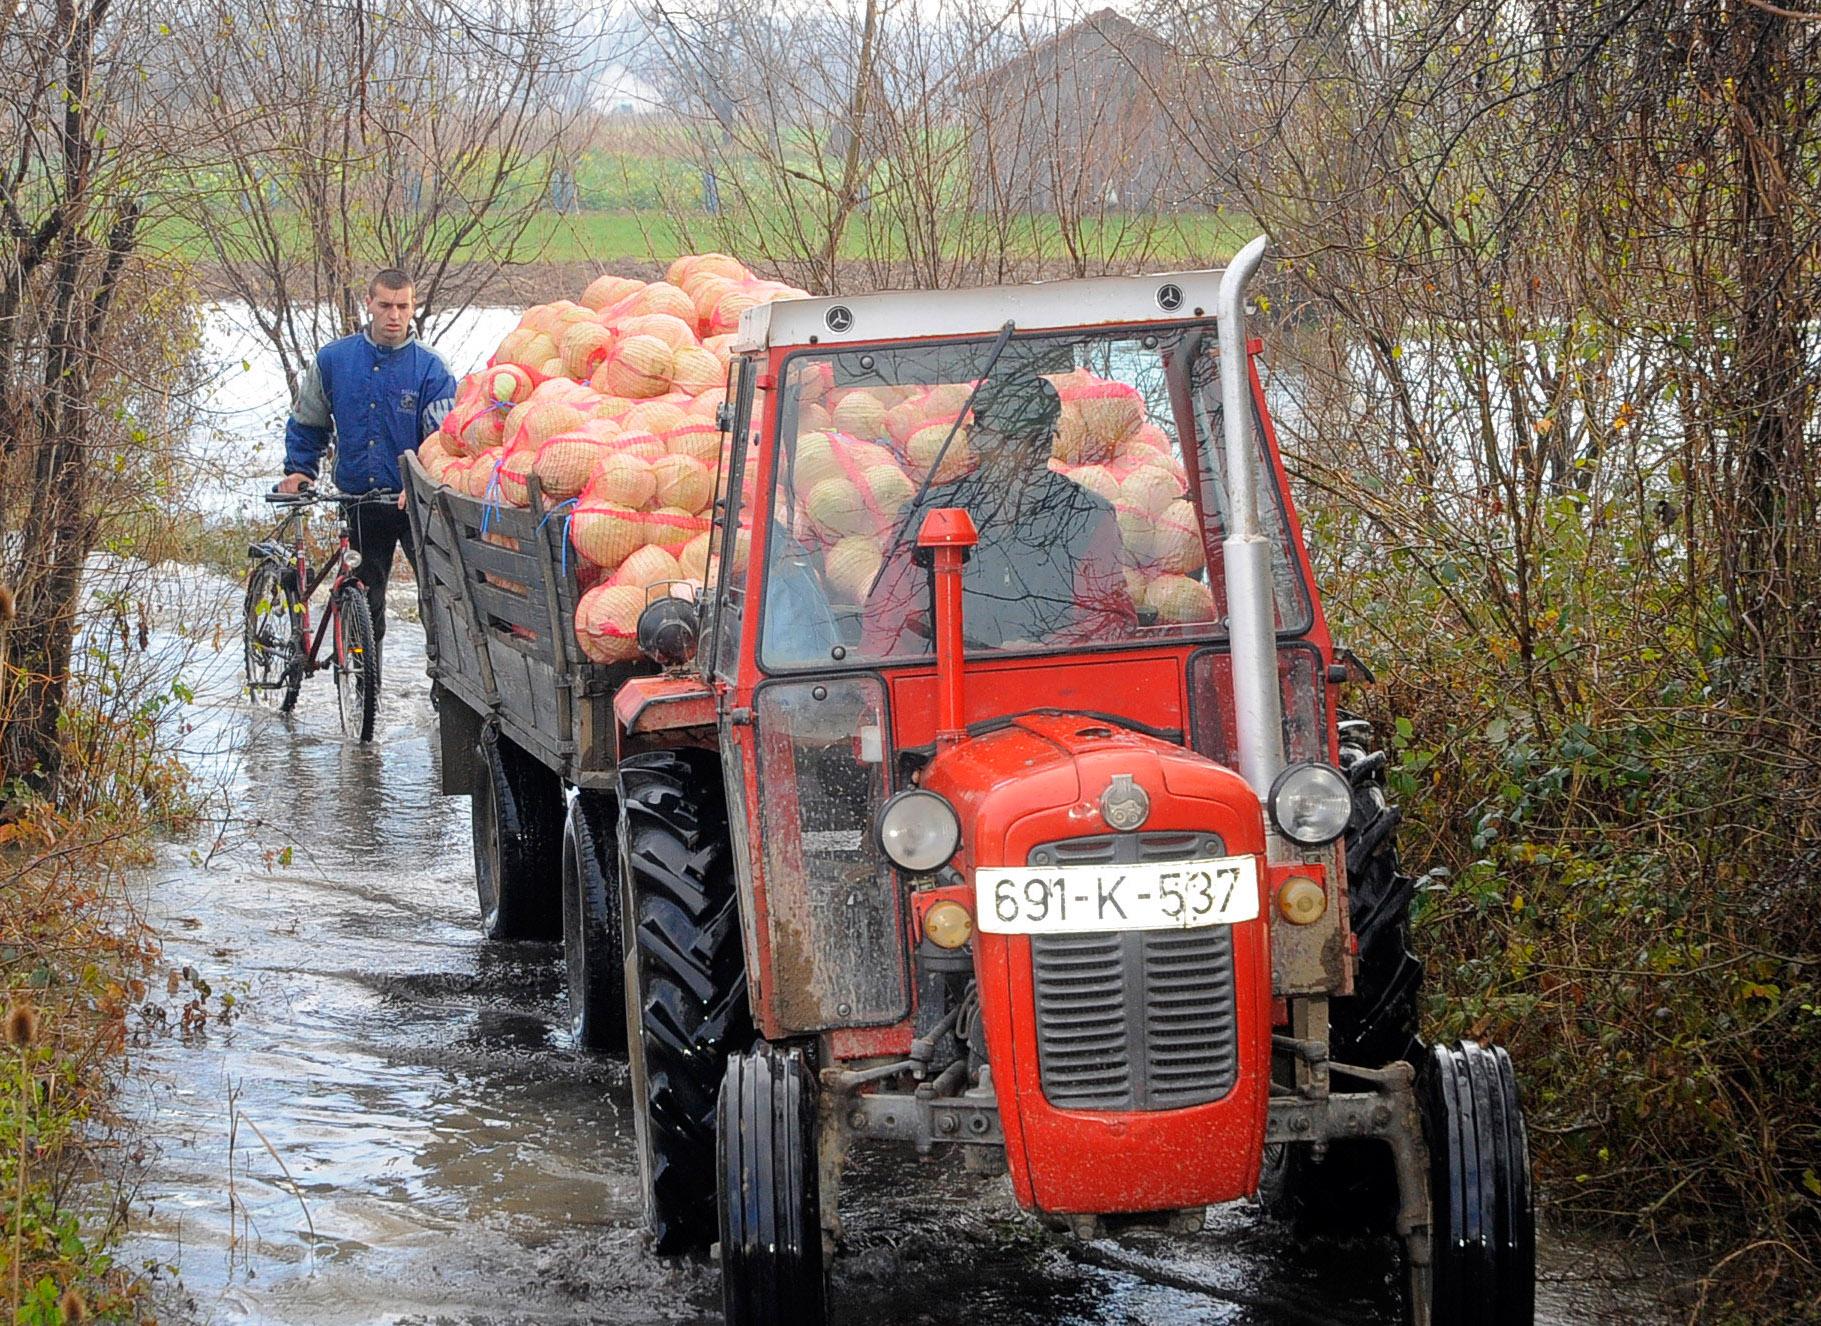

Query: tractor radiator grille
left=1028, top=832, right=1240, bottom=1112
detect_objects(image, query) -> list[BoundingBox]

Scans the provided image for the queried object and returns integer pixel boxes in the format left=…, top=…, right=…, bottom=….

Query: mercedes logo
left=1156, top=283, right=1184, bottom=312
left=825, top=305, right=854, bottom=333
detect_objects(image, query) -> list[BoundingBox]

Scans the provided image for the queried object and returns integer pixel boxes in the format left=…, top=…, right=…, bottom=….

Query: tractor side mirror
left=1329, top=647, right=1376, bottom=686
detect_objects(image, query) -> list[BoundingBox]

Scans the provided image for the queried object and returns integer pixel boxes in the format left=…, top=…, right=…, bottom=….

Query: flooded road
left=125, top=595, right=1672, bottom=1325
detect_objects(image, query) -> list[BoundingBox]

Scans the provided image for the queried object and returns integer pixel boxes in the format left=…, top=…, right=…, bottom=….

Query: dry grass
left=0, top=815, right=160, bottom=1324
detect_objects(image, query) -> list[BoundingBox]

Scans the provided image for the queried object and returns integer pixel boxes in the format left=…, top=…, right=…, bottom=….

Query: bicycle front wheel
left=333, top=586, right=380, bottom=742
left=243, top=560, right=301, bottom=713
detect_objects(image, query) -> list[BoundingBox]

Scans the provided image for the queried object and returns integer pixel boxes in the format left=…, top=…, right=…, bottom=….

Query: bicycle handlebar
left=265, top=487, right=401, bottom=507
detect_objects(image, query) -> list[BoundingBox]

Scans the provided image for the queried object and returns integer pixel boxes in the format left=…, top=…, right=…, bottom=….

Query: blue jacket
left=283, top=329, right=458, bottom=493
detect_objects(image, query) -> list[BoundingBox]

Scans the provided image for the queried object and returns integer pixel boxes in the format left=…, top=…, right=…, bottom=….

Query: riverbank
left=2, top=828, right=163, bottom=1324
left=0, top=552, right=255, bottom=1324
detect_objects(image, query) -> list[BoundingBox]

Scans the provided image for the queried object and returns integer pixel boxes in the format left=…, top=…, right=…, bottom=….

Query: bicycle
left=242, top=487, right=398, bottom=742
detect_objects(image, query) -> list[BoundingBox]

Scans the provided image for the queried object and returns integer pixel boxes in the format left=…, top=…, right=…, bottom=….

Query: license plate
left=975, top=856, right=1260, bottom=935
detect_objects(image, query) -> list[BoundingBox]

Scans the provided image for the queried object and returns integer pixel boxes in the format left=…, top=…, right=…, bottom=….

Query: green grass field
left=149, top=144, right=1251, bottom=274
left=153, top=205, right=1250, bottom=270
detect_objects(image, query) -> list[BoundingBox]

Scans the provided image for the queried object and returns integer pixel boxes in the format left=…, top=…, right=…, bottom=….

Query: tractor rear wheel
left=717, top=1045, right=826, bottom=1326
left=1271, top=719, right=1424, bottom=1236
left=1334, top=722, right=1422, bottom=1067
left=617, top=748, right=753, bottom=1253
left=470, top=732, right=564, bottom=941
left=562, top=789, right=626, bottom=1051
left=1417, top=1040, right=1535, bottom=1326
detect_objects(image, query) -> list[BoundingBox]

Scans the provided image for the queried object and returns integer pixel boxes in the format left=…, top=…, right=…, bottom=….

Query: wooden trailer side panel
left=405, top=456, right=653, bottom=784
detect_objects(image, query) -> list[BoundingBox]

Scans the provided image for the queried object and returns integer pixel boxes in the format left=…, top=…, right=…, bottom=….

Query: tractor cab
left=703, top=262, right=1347, bottom=1054
left=612, top=243, right=1535, bottom=1326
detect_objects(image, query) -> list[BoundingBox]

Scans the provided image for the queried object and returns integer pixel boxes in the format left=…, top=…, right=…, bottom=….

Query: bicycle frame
left=246, top=487, right=398, bottom=743
left=267, top=502, right=364, bottom=678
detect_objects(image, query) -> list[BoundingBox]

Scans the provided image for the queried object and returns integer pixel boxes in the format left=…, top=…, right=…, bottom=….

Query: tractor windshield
left=756, top=326, right=1310, bottom=671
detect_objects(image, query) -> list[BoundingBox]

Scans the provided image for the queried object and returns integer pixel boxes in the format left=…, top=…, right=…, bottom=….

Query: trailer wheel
left=562, top=789, right=626, bottom=1051
left=470, top=732, right=563, bottom=941
left=617, top=748, right=753, bottom=1253
left=717, top=1045, right=826, bottom=1326
left=1417, top=1040, right=1535, bottom=1326
left=1269, top=720, right=1424, bottom=1236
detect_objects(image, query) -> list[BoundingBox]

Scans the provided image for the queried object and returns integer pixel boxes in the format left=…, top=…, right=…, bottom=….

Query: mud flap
left=435, top=682, right=481, bottom=796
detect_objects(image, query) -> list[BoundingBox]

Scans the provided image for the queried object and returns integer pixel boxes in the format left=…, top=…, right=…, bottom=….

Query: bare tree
left=638, top=0, right=886, bottom=293
left=640, top=0, right=1180, bottom=293
left=1149, top=1, right=1821, bottom=1310
left=166, top=0, right=593, bottom=390
left=0, top=0, right=199, bottom=793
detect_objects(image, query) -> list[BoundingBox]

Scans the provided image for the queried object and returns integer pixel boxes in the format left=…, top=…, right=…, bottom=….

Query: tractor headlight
left=877, top=790, right=961, bottom=873
left=1267, top=762, right=1352, bottom=847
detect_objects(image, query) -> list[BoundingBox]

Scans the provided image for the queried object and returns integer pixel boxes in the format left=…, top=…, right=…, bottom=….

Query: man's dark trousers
left=346, top=499, right=416, bottom=650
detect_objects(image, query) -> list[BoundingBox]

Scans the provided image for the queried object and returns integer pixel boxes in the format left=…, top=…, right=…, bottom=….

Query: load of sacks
left=778, top=365, right=1218, bottom=631
left=413, top=255, right=806, bottom=663
left=417, top=254, right=1217, bottom=664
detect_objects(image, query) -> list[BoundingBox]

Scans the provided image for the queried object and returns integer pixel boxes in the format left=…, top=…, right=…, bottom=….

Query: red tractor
left=409, top=237, right=1534, bottom=1325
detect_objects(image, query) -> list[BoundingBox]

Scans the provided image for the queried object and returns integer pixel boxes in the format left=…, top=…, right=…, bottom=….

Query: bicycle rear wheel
left=334, top=586, right=379, bottom=742
left=243, top=560, right=301, bottom=713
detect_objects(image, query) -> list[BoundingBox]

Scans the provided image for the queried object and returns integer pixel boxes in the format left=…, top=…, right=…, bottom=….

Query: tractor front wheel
left=1415, top=1040, right=1535, bottom=1326
left=717, top=1045, right=826, bottom=1326
left=617, top=748, right=753, bottom=1253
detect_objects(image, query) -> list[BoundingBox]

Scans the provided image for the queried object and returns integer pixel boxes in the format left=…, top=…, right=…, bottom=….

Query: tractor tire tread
left=718, top=1046, right=825, bottom=1326
left=1422, top=1040, right=1535, bottom=1325
left=620, top=748, right=752, bottom=1253
left=472, top=734, right=564, bottom=940
left=1335, top=732, right=1422, bottom=1069
left=564, top=790, right=627, bottom=1050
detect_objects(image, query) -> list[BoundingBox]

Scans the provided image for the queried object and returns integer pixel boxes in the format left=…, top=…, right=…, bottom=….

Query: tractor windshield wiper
left=865, top=319, right=1017, bottom=602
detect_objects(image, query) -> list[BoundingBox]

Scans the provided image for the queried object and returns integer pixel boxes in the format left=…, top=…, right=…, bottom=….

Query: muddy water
left=125, top=598, right=1669, bottom=1325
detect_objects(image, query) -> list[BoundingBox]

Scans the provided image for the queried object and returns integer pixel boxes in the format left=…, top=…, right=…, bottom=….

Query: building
left=966, top=9, right=1200, bottom=213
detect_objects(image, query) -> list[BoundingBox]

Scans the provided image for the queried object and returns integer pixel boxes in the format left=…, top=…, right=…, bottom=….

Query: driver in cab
left=861, top=373, right=1134, bottom=656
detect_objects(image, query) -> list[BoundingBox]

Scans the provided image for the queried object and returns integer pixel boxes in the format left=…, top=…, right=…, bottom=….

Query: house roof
left=966, top=8, right=1174, bottom=91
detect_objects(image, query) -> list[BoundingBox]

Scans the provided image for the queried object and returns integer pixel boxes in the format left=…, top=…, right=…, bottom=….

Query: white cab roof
left=732, top=269, right=1229, bottom=352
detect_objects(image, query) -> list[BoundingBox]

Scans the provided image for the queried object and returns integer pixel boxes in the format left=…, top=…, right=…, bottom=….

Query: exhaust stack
left=918, top=507, right=979, bottom=752
left=1217, top=236, right=1287, bottom=800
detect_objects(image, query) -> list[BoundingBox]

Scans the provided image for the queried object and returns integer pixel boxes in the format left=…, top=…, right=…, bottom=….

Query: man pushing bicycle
left=276, top=269, right=457, bottom=666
